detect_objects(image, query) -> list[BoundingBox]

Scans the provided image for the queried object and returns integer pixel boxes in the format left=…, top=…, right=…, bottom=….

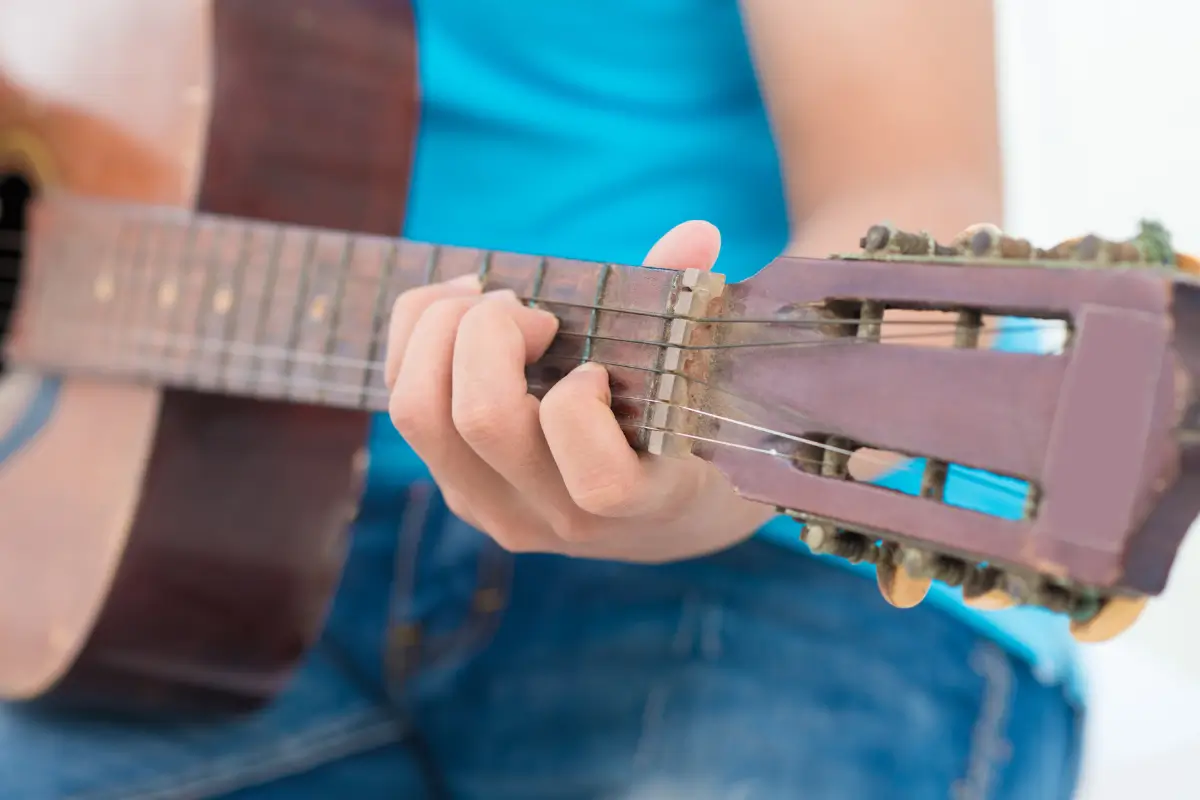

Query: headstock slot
left=695, top=247, right=1198, bottom=614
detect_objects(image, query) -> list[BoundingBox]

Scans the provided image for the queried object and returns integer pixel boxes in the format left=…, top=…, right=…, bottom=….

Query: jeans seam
left=955, top=642, right=1016, bottom=800
left=419, top=538, right=512, bottom=669
left=388, top=484, right=513, bottom=686
left=71, top=711, right=409, bottom=800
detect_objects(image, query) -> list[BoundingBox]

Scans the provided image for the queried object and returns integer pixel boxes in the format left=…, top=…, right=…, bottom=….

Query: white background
left=996, top=2, right=1200, bottom=797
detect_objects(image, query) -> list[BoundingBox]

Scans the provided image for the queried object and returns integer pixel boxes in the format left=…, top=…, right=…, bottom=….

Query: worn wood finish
left=702, top=255, right=1200, bottom=596
left=0, top=0, right=419, bottom=714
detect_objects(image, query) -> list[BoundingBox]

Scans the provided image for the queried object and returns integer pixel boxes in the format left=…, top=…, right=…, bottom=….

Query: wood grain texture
left=5, top=0, right=421, bottom=714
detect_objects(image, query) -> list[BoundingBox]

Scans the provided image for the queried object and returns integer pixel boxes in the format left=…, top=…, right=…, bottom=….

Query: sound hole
left=0, top=173, right=33, bottom=376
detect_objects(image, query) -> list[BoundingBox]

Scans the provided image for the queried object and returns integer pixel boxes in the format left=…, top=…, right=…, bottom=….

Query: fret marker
left=212, top=286, right=234, bottom=315
left=158, top=281, right=178, bottom=309
left=92, top=274, right=114, bottom=303
left=309, top=295, right=329, bottom=322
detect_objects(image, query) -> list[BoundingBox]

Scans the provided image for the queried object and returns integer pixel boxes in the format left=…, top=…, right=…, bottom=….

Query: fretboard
left=6, top=193, right=711, bottom=440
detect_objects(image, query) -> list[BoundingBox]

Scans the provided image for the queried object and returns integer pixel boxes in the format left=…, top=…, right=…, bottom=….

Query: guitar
left=2, top=0, right=1198, bottom=718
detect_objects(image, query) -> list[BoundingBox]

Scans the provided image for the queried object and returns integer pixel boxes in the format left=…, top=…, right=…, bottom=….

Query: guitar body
left=0, top=0, right=417, bottom=714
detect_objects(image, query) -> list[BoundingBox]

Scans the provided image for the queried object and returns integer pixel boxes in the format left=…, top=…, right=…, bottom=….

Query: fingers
left=451, top=292, right=573, bottom=518
left=383, top=221, right=728, bottom=556
left=386, top=286, right=559, bottom=551
left=642, top=219, right=722, bottom=270
left=531, top=220, right=722, bottom=520
left=539, top=362, right=698, bottom=519
left=384, top=274, right=480, bottom=390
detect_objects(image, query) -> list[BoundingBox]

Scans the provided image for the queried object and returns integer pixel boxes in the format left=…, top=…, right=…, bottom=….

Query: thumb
left=642, top=220, right=721, bottom=272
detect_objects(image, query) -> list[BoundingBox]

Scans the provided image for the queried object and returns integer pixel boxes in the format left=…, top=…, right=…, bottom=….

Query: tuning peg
left=876, top=543, right=932, bottom=608
left=950, top=223, right=1002, bottom=257
left=958, top=565, right=1018, bottom=611
left=962, top=589, right=1017, bottom=611
left=1069, top=595, right=1148, bottom=643
left=1177, top=252, right=1200, bottom=276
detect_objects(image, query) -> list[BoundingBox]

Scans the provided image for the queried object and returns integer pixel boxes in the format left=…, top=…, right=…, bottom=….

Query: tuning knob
left=960, top=565, right=1018, bottom=610
left=875, top=543, right=932, bottom=608
left=1069, top=594, right=1148, bottom=643
left=962, top=589, right=1017, bottom=611
left=1176, top=252, right=1200, bottom=276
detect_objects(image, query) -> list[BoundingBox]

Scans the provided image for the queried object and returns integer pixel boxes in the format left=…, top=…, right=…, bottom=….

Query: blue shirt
left=365, top=0, right=1083, bottom=703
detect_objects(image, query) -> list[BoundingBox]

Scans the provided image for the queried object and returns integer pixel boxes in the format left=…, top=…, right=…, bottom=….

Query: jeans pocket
left=385, top=484, right=513, bottom=693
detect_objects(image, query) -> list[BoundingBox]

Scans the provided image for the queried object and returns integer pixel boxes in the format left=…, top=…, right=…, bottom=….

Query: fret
left=135, top=220, right=185, bottom=374
left=361, top=240, right=400, bottom=405
left=107, top=218, right=152, bottom=374
left=528, top=256, right=547, bottom=308
left=82, top=217, right=137, bottom=372
left=289, top=231, right=351, bottom=403
left=314, top=234, right=384, bottom=408
left=66, top=214, right=132, bottom=370
left=224, top=224, right=282, bottom=395
left=163, top=220, right=219, bottom=382
left=255, top=227, right=312, bottom=398
left=543, top=262, right=682, bottom=439
left=539, top=257, right=607, bottom=368
left=121, top=219, right=167, bottom=379
left=473, top=249, right=541, bottom=297
left=421, top=244, right=438, bottom=286
left=365, top=240, right=429, bottom=401
left=319, top=237, right=354, bottom=404
left=421, top=244, right=481, bottom=285
left=145, top=220, right=190, bottom=380
left=191, top=224, right=249, bottom=389
left=582, top=263, right=612, bottom=364
left=477, top=250, right=493, bottom=287
left=19, top=197, right=694, bottom=437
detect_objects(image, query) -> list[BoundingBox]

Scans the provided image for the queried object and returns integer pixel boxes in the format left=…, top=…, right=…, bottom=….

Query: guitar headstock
left=672, top=222, right=1200, bottom=642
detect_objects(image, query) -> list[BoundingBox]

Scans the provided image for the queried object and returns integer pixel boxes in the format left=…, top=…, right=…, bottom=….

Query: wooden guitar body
left=0, top=0, right=416, bottom=714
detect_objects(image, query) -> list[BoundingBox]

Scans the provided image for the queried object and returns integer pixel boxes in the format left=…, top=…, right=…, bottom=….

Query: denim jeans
left=0, top=483, right=1083, bottom=799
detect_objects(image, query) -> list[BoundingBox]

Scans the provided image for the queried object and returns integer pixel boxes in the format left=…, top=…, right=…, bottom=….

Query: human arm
left=738, top=0, right=1004, bottom=259
left=383, top=0, right=1007, bottom=561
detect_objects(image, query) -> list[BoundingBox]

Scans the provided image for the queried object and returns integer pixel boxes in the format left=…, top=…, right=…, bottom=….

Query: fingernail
left=573, top=362, right=608, bottom=382
left=483, top=288, right=519, bottom=304
left=449, top=274, right=481, bottom=289
left=573, top=362, right=611, bottom=397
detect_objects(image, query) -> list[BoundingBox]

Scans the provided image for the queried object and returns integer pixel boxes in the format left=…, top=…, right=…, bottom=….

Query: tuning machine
left=875, top=543, right=932, bottom=608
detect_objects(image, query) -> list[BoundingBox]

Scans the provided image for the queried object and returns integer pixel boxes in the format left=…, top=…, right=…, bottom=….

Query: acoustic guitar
left=1, top=0, right=1198, bottom=718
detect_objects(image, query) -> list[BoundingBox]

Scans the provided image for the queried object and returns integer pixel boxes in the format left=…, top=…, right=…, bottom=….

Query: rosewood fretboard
left=6, top=193, right=711, bottom=449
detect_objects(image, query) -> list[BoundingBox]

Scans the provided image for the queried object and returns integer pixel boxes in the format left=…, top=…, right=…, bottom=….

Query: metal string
left=17, top=320, right=1035, bottom=504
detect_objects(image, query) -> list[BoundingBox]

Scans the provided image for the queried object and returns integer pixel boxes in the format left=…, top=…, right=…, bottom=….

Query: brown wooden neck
left=6, top=192, right=719, bottom=448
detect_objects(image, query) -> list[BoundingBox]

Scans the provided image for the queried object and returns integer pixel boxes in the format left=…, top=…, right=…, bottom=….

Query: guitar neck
left=5, top=192, right=723, bottom=454
left=10, top=191, right=1200, bottom=623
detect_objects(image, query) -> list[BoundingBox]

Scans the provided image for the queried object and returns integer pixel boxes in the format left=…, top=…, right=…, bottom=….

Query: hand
left=384, top=221, right=774, bottom=562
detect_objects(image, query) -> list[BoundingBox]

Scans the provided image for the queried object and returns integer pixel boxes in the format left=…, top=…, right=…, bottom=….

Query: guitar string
left=16, top=315, right=1048, bottom=439
left=20, top=290, right=1051, bottom=350
left=30, top=335, right=1028, bottom=505
left=607, top=394, right=1031, bottom=502
left=15, top=231, right=1055, bottom=510
left=13, top=225, right=1073, bottom=329
left=19, top=318, right=1048, bottom=407
left=18, top=321, right=1036, bottom=504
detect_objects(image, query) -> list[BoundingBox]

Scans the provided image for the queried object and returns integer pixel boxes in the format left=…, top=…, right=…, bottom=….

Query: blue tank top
left=365, top=0, right=1084, bottom=703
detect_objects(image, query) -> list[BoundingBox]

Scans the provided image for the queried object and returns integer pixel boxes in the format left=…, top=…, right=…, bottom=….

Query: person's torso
left=359, top=0, right=1084, bottom=703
